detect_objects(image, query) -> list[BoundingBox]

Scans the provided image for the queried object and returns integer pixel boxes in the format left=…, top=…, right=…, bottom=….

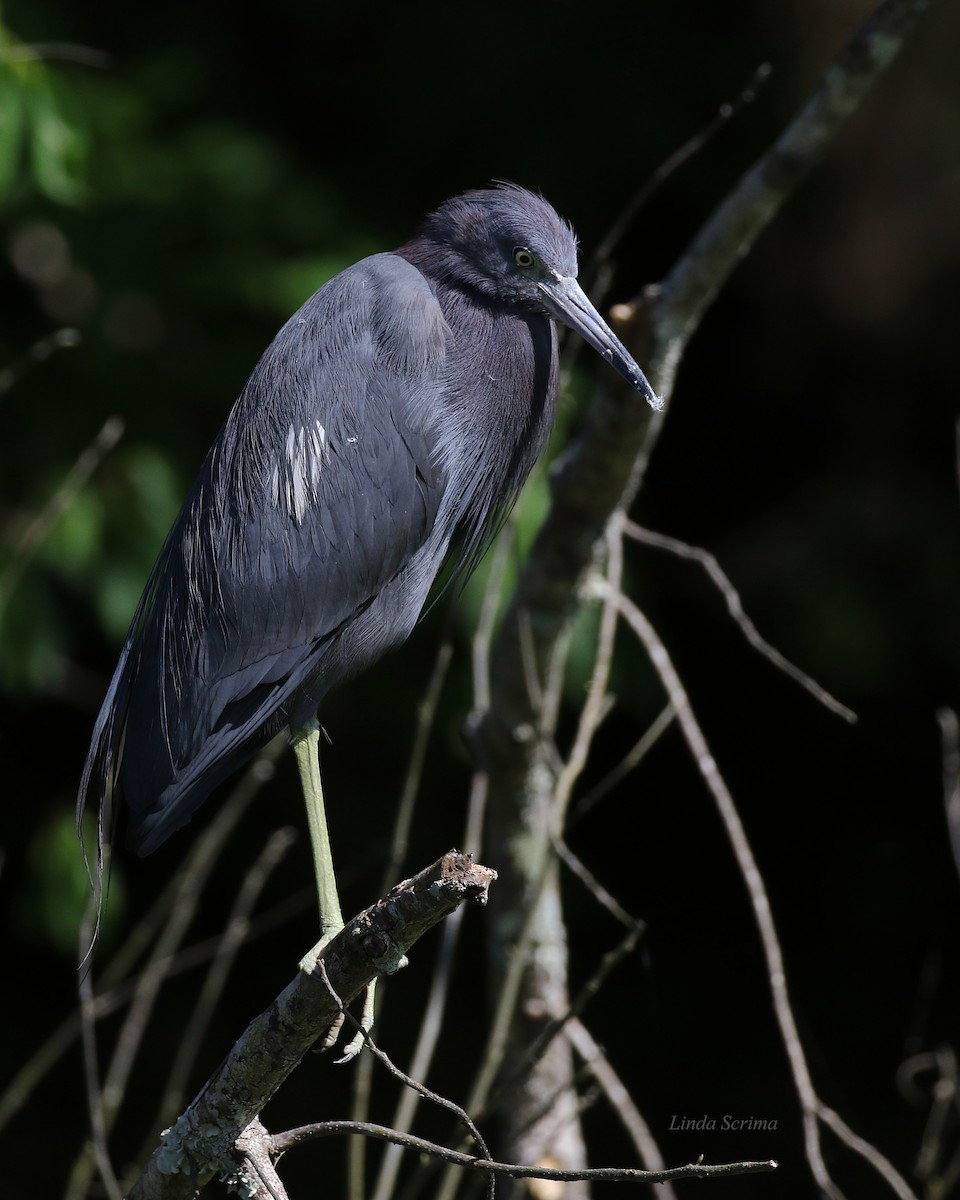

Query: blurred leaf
left=0, top=53, right=25, bottom=196
left=118, top=444, right=182, bottom=542
left=239, top=249, right=377, bottom=317
left=96, top=562, right=149, bottom=642
left=0, top=570, right=64, bottom=689
left=180, top=118, right=284, bottom=200
left=14, top=806, right=125, bottom=957
left=0, top=22, right=88, bottom=205
left=27, top=71, right=87, bottom=204
left=89, top=445, right=182, bottom=639
left=34, top=483, right=103, bottom=576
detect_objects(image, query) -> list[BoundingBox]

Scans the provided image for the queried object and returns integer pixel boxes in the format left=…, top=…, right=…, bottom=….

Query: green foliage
left=0, top=16, right=381, bottom=700
left=14, top=806, right=125, bottom=956
left=0, top=21, right=88, bottom=204
left=0, top=440, right=184, bottom=689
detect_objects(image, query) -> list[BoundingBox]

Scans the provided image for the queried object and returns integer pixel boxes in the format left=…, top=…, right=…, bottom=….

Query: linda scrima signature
left=668, top=1114, right=778, bottom=1131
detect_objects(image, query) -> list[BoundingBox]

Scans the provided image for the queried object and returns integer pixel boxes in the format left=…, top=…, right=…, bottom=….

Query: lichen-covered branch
left=126, top=852, right=496, bottom=1200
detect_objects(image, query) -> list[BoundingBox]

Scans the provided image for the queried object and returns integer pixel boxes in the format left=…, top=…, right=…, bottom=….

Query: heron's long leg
left=293, top=717, right=343, bottom=941
left=293, top=716, right=374, bottom=1061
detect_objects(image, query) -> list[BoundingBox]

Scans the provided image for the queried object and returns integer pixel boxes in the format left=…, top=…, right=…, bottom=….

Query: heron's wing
left=81, top=253, right=451, bottom=857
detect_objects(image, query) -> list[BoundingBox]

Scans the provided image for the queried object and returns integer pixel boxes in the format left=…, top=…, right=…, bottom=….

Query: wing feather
left=80, top=252, right=451, bottom=857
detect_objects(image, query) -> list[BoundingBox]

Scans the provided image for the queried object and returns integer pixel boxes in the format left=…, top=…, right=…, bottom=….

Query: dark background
left=1, top=1, right=958, bottom=1196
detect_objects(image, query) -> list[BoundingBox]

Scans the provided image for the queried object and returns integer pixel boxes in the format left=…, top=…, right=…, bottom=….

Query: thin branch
left=573, top=702, right=675, bottom=818
left=552, top=834, right=637, bottom=929
left=0, top=327, right=81, bottom=400
left=126, top=853, right=497, bottom=1200
left=0, top=42, right=111, bottom=67
left=316, top=962, right=494, bottom=1200
left=589, top=62, right=773, bottom=287
left=549, top=518, right=626, bottom=827
left=624, top=520, right=857, bottom=723
left=605, top=583, right=841, bottom=1195
left=235, top=1120, right=290, bottom=1200
left=381, top=638, right=455, bottom=891
left=149, top=827, right=299, bottom=1143
left=496, top=917, right=647, bottom=1102
left=468, top=525, right=516, bottom=723
left=0, top=414, right=124, bottom=621
left=566, top=1018, right=678, bottom=1200
left=642, top=0, right=938, bottom=378
left=898, top=1046, right=960, bottom=1191
left=434, top=825, right=569, bottom=1200
left=270, top=1121, right=777, bottom=1184
left=452, top=835, right=555, bottom=1122
left=937, top=709, right=960, bottom=887
left=814, top=1101, right=920, bottom=1200
left=368, top=538, right=513, bottom=1200
left=604, top=582, right=918, bottom=1200
left=369, top=916, right=465, bottom=1200
left=70, top=741, right=286, bottom=1199
left=77, top=899, right=123, bottom=1200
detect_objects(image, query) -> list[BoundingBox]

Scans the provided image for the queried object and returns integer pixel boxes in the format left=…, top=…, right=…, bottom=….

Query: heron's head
left=411, top=182, right=662, bottom=410
left=414, top=182, right=578, bottom=306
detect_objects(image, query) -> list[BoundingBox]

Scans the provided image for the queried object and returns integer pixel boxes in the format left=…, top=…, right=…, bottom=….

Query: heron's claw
left=334, top=979, right=377, bottom=1063
left=300, top=935, right=377, bottom=1061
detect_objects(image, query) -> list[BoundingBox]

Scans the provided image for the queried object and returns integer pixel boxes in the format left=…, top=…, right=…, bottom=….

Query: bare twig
left=898, top=1047, right=960, bottom=1196
left=550, top=519, right=626, bottom=826
left=566, top=1018, right=678, bottom=1200
left=381, top=638, right=455, bottom=891
left=270, top=1121, right=777, bottom=1185
left=316, top=961, right=494, bottom=1200
left=814, top=1101, right=920, bottom=1200
left=497, top=917, right=647, bottom=1101
left=937, top=709, right=960, bottom=886
left=624, top=520, right=857, bottom=723
left=0, top=42, right=111, bottom=67
left=589, top=62, right=773, bottom=290
left=604, top=582, right=918, bottom=1200
left=0, top=327, right=81, bottom=399
left=149, top=827, right=299, bottom=1142
left=127, top=853, right=497, bottom=1200
left=0, top=414, right=124, bottom=621
left=640, top=0, right=938, bottom=388
left=552, top=835, right=637, bottom=929
left=71, top=741, right=284, bottom=1199
left=573, top=702, right=674, bottom=818
left=367, top=536, right=514, bottom=1200
left=77, top=899, right=123, bottom=1200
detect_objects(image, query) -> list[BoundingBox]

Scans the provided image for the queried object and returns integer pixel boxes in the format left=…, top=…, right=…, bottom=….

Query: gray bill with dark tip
left=539, top=275, right=663, bottom=411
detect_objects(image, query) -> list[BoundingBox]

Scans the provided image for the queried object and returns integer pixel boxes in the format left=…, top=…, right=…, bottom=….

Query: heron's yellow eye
left=513, top=247, right=536, bottom=269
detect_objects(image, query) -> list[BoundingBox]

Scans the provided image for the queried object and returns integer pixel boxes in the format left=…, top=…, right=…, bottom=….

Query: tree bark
left=127, top=852, right=496, bottom=1200
left=477, top=0, right=935, bottom=1188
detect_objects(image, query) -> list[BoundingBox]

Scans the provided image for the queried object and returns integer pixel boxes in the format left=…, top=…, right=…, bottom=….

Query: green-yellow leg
left=293, top=717, right=375, bottom=1061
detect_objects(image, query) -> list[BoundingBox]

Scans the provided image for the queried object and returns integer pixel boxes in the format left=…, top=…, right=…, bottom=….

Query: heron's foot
left=299, top=931, right=376, bottom=1061
left=298, top=929, right=335, bottom=975
left=334, top=978, right=377, bottom=1064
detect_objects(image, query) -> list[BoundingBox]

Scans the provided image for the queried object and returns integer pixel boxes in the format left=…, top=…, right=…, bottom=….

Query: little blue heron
left=78, top=183, right=659, bottom=1039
